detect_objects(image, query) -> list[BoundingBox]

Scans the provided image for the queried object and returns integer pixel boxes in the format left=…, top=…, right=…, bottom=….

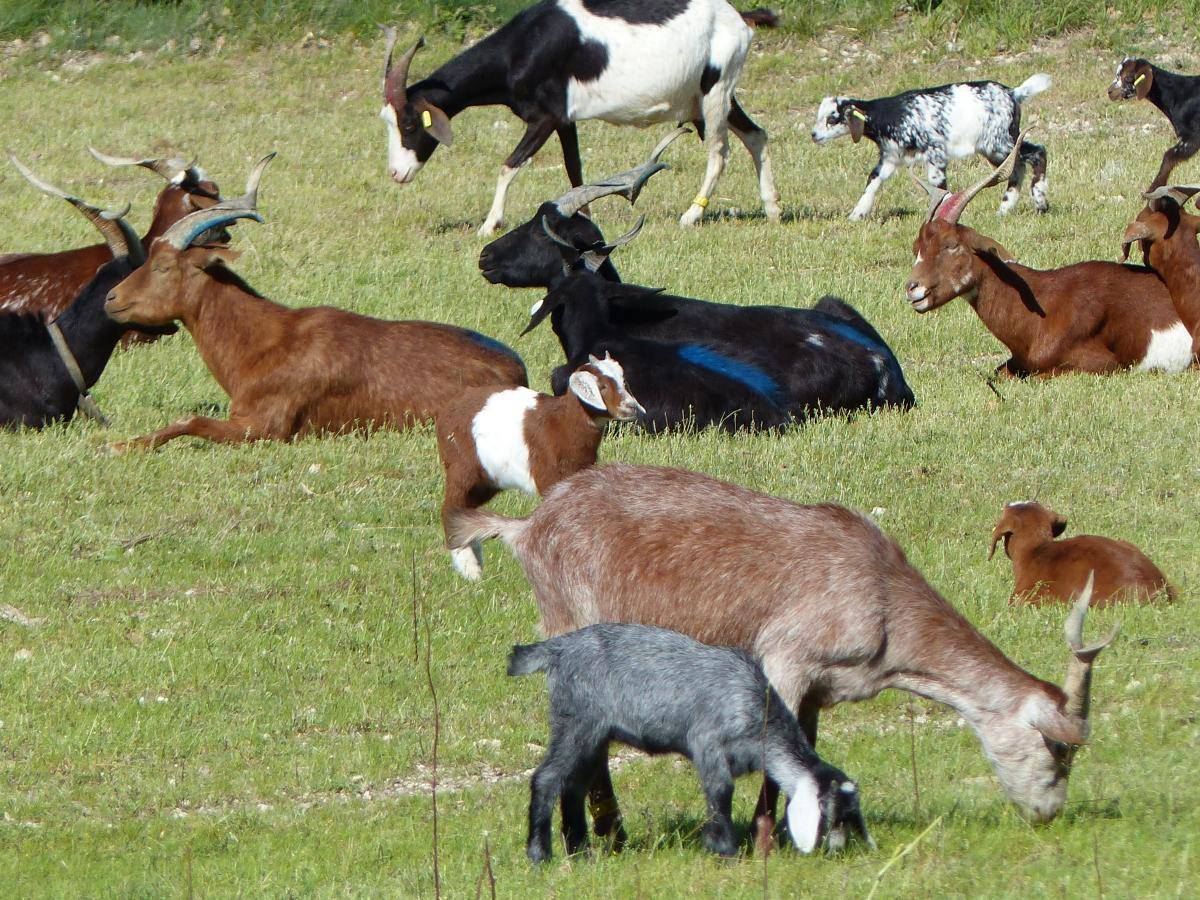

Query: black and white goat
left=1109, top=57, right=1200, bottom=190
left=510, top=623, right=871, bottom=861
left=379, top=1, right=780, bottom=236
left=1, top=164, right=175, bottom=429
left=812, top=75, right=1051, bottom=220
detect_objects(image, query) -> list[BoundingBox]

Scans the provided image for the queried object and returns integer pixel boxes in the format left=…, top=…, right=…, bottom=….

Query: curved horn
left=1120, top=220, right=1157, bottom=261
left=88, top=147, right=202, bottom=187
left=159, top=152, right=275, bottom=250
left=10, top=156, right=141, bottom=263
left=1061, top=572, right=1120, bottom=725
left=381, top=28, right=424, bottom=100
left=936, top=131, right=1027, bottom=225
left=910, top=168, right=951, bottom=222
left=1143, top=184, right=1200, bottom=208
left=599, top=214, right=645, bottom=253
left=540, top=214, right=578, bottom=250
left=554, top=125, right=691, bottom=217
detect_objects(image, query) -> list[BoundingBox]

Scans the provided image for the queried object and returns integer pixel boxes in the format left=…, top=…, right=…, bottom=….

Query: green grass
left=1, top=23, right=1198, bottom=898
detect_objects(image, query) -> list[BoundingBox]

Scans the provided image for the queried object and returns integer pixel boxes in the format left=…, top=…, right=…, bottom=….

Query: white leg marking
left=998, top=186, right=1020, bottom=215
left=451, top=544, right=484, bottom=581
left=732, top=125, right=781, bottom=222
left=681, top=87, right=734, bottom=227
left=849, top=160, right=896, bottom=221
left=478, top=165, right=522, bottom=237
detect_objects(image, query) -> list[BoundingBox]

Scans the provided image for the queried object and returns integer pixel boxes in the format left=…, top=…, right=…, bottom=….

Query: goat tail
left=1013, top=73, right=1052, bottom=103
left=507, top=641, right=555, bottom=677
left=445, top=507, right=528, bottom=551
left=740, top=7, right=779, bottom=28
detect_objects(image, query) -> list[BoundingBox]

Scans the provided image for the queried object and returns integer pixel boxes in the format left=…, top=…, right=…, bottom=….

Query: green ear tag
left=421, top=110, right=433, bottom=128
left=850, top=109, right=868, bottom=121
left=1133, top=73, right=1146, bottom=87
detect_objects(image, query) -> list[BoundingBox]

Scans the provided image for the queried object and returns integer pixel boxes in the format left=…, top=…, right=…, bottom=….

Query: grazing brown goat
left=1121, top=184, right=1200, bottom=356
left=0, top=150, right=221, bottom=325
left=906, top=137, right=1191, bottom=377
left=104, top=155, right=527, bottom=452
left=990, top=501, right=1173, bottom=607
left=436, top=352, right=643, bottom=580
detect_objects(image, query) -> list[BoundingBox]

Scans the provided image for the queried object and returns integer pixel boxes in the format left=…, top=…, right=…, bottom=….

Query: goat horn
left=540, top=214, right=579, bottom=250
left=1119, top=221, right=1157, bottom=260
left=88, top=147, right=202, bottom=187
left=10, top=155, right=142, bottom=264
left=553, top=125, right=691, bottom=217
left=159, top=152, right=275, bottom=250
left=910, top=168, right=951, bottom=222
left=1143, top=184, right=1200, bottom=208
left=600, top=214, right=645, bottom=253
left=936, top=130, right=1027, bottom=225
left=1060, top=571, right=1120, bottom=725
left=381, top=28, right=423, bottom=100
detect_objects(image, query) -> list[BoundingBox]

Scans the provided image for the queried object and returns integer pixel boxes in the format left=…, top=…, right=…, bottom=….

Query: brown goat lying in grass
left=990, top=501, right=1173, bottom=607
left=104, top=155, right=527, bottom=452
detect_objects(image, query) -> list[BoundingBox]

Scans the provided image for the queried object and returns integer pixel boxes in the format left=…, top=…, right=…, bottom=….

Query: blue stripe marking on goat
left=677, top=344, right=781, bottom=401
left=464, top=329, right=524, bottom=365
left=823, top=321, right=883, bottom=353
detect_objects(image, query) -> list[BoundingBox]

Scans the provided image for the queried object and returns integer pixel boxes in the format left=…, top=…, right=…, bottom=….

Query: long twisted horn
left=88, top=147, right=204, bottom=188
left=932, top=131, right=1028, bottom=225
left=11, top=156, right=142, bottom=264
left=1061, top=572, right=1119, bottom=727
left=159, top=152, right=275, bottom=250
left=553, top=125, right=691, bottom=217
left=909, top=168, right=950, bottom=222
left=381, top=27, right=424, bottom=101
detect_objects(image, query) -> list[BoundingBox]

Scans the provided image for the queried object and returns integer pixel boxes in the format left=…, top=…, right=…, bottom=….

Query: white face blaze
left=786, top=772, right=823, bottom=853
left=811, top=97, right=850, bottom=144
left=380, top=103, right=422, bottom=184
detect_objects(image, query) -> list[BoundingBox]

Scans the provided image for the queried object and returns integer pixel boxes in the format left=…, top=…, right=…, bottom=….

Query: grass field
left=1, top=13, right=1199, bottom=898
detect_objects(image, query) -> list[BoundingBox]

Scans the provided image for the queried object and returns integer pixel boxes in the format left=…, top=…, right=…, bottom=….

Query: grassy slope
left=0, top=21, right=1198, bottom=898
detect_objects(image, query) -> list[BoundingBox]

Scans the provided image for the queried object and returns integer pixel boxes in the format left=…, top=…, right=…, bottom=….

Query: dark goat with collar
left=1109, top=57, right=1200, bottom=190
left=378, top=1, right=780, bottom=236
left=0, top=166, right=176, bottom=429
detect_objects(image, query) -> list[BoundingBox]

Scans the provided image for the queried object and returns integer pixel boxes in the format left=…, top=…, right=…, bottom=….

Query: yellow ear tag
left=850, top=108, right=868, bottom=121
left=692, top=195, right=709, bottom=209
left=421, top=110, right=433, bottom=128
left=1133, top=73, right=1146, bottom=87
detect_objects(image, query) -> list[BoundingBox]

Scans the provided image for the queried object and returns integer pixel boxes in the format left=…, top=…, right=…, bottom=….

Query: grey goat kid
left=509, top=623, right=872, bottom=862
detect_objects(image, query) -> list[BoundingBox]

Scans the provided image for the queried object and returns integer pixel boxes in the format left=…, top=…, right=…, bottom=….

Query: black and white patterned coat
left=812, top=76, right=1051, bottom=220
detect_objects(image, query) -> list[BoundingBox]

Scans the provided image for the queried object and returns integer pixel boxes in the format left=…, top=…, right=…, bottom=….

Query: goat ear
left=1134, top=63, right=1153, bottom=100
left=1032, top=704, right=1089, bottom=746
left=1051, top=515, right=1067, bottom=538
left=419, top=101, right=454, bottom=146
left=846, top=107, right=866, bottom=143
left=989, top=527, right=1012, bottom=561
left=568, top=369, right=607, bottom=411
left=965, top=231, right=1015, bottom=263
left=785, top=776, right=822, bottom=853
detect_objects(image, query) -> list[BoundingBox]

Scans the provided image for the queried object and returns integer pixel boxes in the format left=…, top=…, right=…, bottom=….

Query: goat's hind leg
left=1022, top=142, right=1049, bottom=212
left=681, top=86, right=734, bottom=227
left=440, top=477, right=498, bottom=582
left=728, top=95, right=781, bottom=221
left=110, top=414, right=273, bottom=454
left=560, top=744, right=607, bottom=857
left=587, top=762, right=627, bottom=852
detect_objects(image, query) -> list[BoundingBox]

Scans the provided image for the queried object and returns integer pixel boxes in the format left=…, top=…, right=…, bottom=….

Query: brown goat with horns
left=104, top=155, right=528, bottom=451
left=905, top=134, right=1191, bottom=377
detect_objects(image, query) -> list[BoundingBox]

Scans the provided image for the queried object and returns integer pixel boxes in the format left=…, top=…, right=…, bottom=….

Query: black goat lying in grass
left=510, top=623, right=872, bottom=862
left=0, top=163, right=175, bottom=429
left=482, top=129, right=914, bottom=431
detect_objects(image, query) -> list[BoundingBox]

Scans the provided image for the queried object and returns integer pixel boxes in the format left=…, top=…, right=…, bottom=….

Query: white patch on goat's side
left=380, top=104, right=422, bottom=183
left=471, top=387, right=540, bottom=494
left=944, top=85, right=989, bottom=158
left=786, top=772, right=822, bottom=853
left=561, top=0, right=750, bottom=125
left=1138, top=322, right=1193, bottom=373
left=806, top=334, right=824, bottom=347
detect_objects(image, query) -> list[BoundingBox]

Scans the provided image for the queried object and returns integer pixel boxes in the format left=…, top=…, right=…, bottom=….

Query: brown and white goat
left=990, top=501, right=1173, bottom=607
left=0, top=150, right=221, bottom=325
left=103, top=156, right=527, bottom=452
left=437, top=353, right=643, bottom=580
left=1121, top=184, right=1200, bottom=357
left=906, top=138, right=1191, bottom=377
left=449, top=463, right=1117, bottom=845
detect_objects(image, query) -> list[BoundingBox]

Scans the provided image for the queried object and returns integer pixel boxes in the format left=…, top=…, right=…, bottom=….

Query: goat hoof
left=679, top=206, right=705, bottom=227
left=450, top=546, right=484, bottom=581
left=764, top=202, right=782, bottom=223
left=476, top=220, right=504, bottom=238
left=848, top=210, right=868, bottom=222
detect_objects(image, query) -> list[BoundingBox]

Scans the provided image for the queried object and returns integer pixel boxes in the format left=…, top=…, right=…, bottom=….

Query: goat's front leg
left=728, top=95, right=781, bottom=222
left=478, top=118, right=560, bottom=237
left=110, top=415, right=277, bottom=454
left=1150, top=137, right=1200, bottom=191
left=752, top=777, right=780, bottom=855
left=681, top=88, right=734, bottom=226
left=850, top=157, right=896, bottom=221
left=697, top=756, right=737, bottom=857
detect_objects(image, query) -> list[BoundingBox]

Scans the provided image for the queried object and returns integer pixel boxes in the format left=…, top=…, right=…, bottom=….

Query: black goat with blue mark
left=525, top=215, right=915, bottom=433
